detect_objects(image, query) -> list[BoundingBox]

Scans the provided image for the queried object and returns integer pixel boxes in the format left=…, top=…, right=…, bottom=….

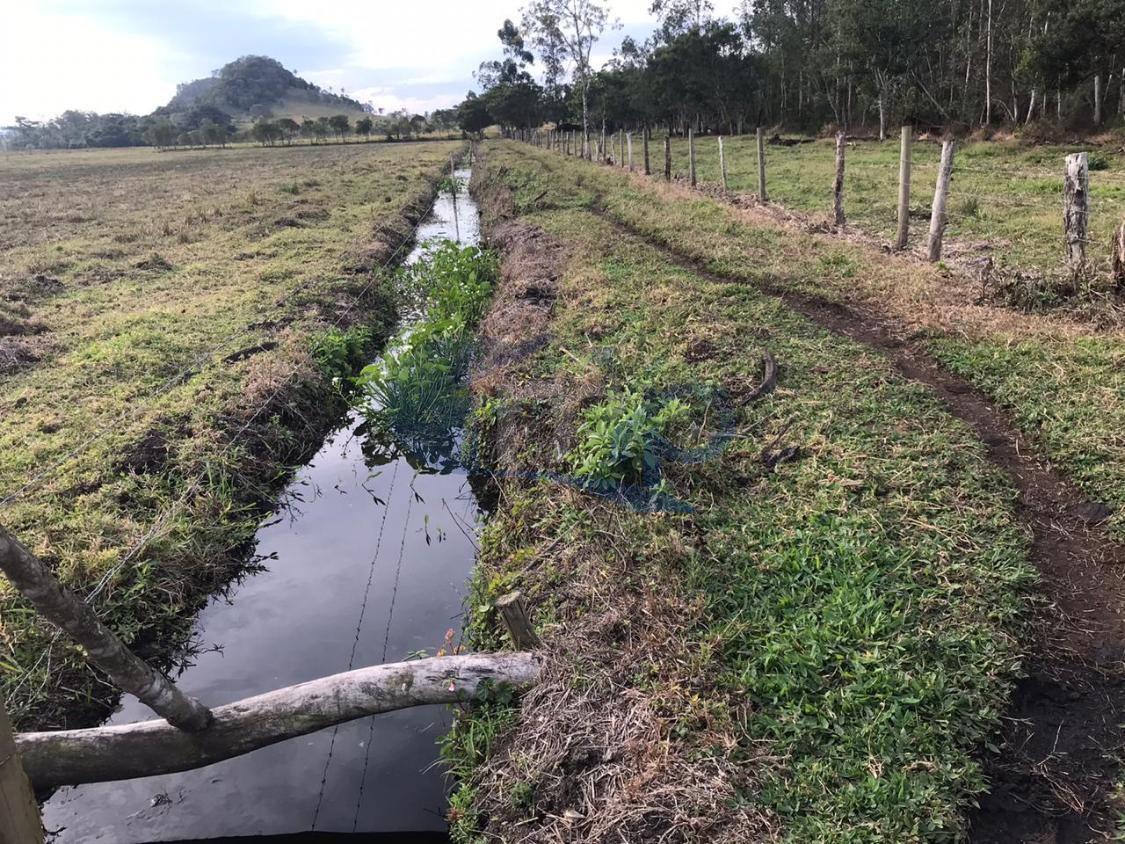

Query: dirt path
left=592, top=206, right=1125, bottom=841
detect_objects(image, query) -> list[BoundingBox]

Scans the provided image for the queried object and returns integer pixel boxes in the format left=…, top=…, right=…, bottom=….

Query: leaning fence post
left=495, top=591, right=541, bottom=650
left=756, top=127, right=768, bottom=202
left=927, top=140, right=956, bottom=262
left=688, top=129, right=697, bottom=187
left=643, top=127, right=651, bottom=175
left=0, top=525, right=213, bottom=732
left=833, top=132, right=846, bottom=228
left=0, top=703, right=43, bottom=844
left=1064, top=152, right=1089, bottom=278
left=895, top=125, right=913, bottom=249
left=718, top=136, right=728, bottom=191
left=664, top=136, right=672, bottom=180
left=627, top=132, right=634, bottom=171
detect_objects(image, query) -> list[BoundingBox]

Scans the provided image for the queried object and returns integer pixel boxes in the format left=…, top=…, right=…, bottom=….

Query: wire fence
left=525, top=127, right=1124, bottom=275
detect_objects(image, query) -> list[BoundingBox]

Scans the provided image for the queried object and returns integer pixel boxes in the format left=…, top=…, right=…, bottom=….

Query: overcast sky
left=1, top=0, right=742, bottom=125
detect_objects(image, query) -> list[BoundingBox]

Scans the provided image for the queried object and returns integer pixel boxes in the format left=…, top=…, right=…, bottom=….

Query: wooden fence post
left=495, top=591, right=541, bottom=649
left=601, top=128, right=607, bottom=162
left=0, top=525, right=213, bottom=732
left=718, top=136, right=728, bottom=190
left=927, top=140, right=956, bottom=262
left=619, top=131, right=626, bottom=168
left=688, top=129, right=697, bottom=187
left=627, top=132, right=634, bottom=171
left=756, top=127, right=768, bottom=202
left=1, top=703, right=43, bottom=844
left=1064, top=152, right=1089, bottom=278
left=833, top=132, right=846, bottom=228
left=895, top=125, right=913, bottom=250
left=643, top=127, right=651, bottom=175
left=664, top=136, right=672, bottom=180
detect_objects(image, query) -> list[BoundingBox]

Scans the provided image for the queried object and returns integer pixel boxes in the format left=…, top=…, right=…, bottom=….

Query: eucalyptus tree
left=521, top=0, right=619, bottom=144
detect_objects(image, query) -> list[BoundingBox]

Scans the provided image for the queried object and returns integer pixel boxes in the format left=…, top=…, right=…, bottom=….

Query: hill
left=155, top=55, right=372, bottom=126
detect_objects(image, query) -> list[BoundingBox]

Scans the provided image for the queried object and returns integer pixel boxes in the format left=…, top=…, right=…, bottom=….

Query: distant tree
left=276, top=117, right=300, bottom=144
left=252, top=119, right=283, bottom=146
left=146, top=120, right=177, bottom=149
left=313, top=116, right=331, bottom=143
left=521, top=0, right=618, bottom=142
left=328, top=114, right=350, bottom=140
left=458, top=93, right=494, bottom=136
left=300, top=117, right=317, bottom=142
left=410, top=114, right=429, bottom=135
left=200, top=119, right=229, bottom=148
left=355, top=116, right=374, bottom=140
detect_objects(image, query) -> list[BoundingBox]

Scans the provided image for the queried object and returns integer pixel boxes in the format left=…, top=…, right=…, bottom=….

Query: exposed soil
left=593, top=207, right=1125, bottom=841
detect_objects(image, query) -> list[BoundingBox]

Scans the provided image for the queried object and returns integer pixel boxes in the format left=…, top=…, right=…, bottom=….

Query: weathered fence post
left=600, top=128, right=607, bottom=162
left=895, top=125, right=913, bottom=250
left=1112, top=221, right=1125, bottom=290
left=756, top=127, right=768, bottom=202
left=664, top=136, right=672, bottom=180
left=833, top=132, right=846, bottom=228
left=0, top=703, right=43, bottom=844
left=927, top=140, right=956, bottom=262
left=619, top=131, right=626, bottom=168
left=718, top=136, right=728, bottom=190
left=627, top=132, right=634, bottom=171
left=1064, top=152, right=1089, bottom=278
left=643, top=127, right=651, bottom=176
left=688, top=129, right=697, bottom=187
left=0, top=525, right=213, bottom=732
left=495, top=591, right=541, bottom=650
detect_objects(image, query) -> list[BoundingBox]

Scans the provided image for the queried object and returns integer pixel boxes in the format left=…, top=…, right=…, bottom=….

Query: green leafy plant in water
left=354, top=241, right=497, bottom=464
left=312, top=325, right=373, bottom=382
left=570, top=389, right=688, bottom=491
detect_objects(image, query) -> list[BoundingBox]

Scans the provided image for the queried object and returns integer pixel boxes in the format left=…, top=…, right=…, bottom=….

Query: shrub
left=570, top=389, right=687, bottom=490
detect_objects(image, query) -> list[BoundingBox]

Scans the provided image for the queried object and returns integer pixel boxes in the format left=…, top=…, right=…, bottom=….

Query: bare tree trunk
left=1025, top=89, right=1037, bottom=123
left=1094, top=74, right=1103, bottom=125
left=17, top=653, right=542, bottom=789
left=985, top=0, right=993, bottom=125
left=0, top=525, right=212, bottom=732
left=878, top=90, right=887, bottom=141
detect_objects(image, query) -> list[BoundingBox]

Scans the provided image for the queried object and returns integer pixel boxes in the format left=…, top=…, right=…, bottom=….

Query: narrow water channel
left=43, top=171, right=482, bottom=843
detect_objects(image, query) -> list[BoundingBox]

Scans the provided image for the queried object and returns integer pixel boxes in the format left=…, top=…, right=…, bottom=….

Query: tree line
left=458, top=0, right=1125, bottom=140
left=2, top=107, right=462, bottom=151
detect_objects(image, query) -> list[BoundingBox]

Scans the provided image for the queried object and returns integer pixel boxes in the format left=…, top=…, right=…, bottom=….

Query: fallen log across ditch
left=17, top=652, right=542, bottom=789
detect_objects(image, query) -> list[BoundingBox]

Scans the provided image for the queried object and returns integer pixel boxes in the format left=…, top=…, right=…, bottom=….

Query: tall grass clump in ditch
left=355, top=241, right=497, bottom=463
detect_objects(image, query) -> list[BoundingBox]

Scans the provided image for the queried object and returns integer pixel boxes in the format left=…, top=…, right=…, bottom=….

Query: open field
left=0, top=141, right=460, bottom=727
left=440, top=140, right=1048, bottom=841
left=578, top=141, right=1125, bottom=541
left=667, top=135, right=1125, bottom=277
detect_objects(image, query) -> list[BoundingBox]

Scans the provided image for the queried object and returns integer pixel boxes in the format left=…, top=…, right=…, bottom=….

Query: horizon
left=1, top=0, right=741, bottom=126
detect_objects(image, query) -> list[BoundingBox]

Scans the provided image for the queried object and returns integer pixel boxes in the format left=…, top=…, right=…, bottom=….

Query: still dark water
left=43, top=173, right=481, bottom=843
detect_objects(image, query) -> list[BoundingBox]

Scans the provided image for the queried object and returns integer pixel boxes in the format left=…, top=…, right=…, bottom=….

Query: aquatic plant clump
left=355, top=241, right=498, bottom=468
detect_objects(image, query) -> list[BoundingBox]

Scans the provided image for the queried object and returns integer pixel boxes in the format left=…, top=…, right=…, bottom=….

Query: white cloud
left=0, top=0, right=746, bottom=126
left=0, top=6, right=180, bottom=123
left=350, top=86, right=460, bottom=115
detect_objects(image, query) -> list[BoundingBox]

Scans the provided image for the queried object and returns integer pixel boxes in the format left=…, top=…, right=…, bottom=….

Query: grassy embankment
left=668, top=134, right=1125, bottom=275
left=442, top=140, right=1034, bottom=841
left=583, top=141, right=1125, bottom=539
left=0, top=141, right=461, bottom=727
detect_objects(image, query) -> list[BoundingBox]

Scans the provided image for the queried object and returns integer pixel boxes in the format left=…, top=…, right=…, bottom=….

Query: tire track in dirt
left=587, top=204, right=1125, bottom=842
